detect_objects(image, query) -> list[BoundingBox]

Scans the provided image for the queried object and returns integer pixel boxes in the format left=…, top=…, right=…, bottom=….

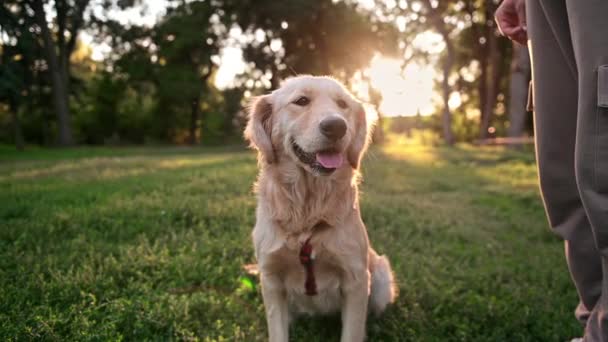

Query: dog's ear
left=244, top=95, right=275, bottom=164
left=347, top=102, right=374, bottom=169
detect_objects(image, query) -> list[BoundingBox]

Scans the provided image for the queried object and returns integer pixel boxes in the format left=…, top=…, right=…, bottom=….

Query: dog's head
left=245, top=76, right=373, bottom=175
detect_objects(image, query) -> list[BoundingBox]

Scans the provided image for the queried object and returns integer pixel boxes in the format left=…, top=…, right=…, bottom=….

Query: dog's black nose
left=319, top=117, right=347, bottom=141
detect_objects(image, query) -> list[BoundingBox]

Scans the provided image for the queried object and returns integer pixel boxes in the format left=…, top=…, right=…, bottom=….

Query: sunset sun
left=362, top=55, right=437, bottom=117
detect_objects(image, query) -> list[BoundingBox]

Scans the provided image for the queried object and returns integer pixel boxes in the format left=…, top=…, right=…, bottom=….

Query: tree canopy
left=0, top=0, right=530, bottom=148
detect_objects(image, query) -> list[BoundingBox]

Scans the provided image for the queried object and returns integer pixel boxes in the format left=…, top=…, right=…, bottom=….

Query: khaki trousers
left=528, top=0, right=608, bottom=340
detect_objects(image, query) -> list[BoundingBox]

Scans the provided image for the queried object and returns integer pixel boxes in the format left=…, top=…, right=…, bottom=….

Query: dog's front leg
left=261, top=273, right=289, bottom=342
left=340, top=269, right=370, bottom=342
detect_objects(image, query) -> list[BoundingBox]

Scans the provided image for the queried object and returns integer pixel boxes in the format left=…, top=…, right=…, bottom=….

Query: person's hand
left=495, top=0, right=527, bottom=45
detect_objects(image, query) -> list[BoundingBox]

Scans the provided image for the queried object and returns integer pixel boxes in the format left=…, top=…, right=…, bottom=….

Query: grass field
left=0, top=140, right=582, bottom=341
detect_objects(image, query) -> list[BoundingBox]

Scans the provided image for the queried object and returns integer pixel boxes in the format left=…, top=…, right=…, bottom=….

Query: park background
left=0, top=1, right=579, bottom=341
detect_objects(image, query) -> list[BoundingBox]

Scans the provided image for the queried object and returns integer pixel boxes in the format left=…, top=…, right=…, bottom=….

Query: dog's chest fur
left=258, top=166, right=357, bottom=234
left=255, top=167, right=365, bottom=315
left=271, top=240, right=345, bottom=315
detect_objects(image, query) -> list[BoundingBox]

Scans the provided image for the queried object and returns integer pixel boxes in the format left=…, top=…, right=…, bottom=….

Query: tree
left=366, top=76, right=385, bottom=143
left=383, top=0, right=460, bottom=144
left=507, top=43, right=530, bottom=138
left=418, top=0, right=458, bottom=145
left=0, top=63, right=25, bottom=150
left=154, top=1, right=221, bottom=144
left=380, top=0, right=515, bottom=143
left=221, top=87, right=246, bottom=139
left=0, top=0, right=527, bottom=147
left=0, top=1, right=47, bottom=150
left=0, top=4, right=25, bottom=150
left=233, top=0, right=398, bottom=88
left=27, top=0, right=91, bottom=146
left=471, top=1, right=508, bottom=140
left=104, top=0, right=228, bottom=143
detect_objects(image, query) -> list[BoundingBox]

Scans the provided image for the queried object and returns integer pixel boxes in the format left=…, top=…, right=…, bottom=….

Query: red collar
left=299, top=237, right=317, bottom=296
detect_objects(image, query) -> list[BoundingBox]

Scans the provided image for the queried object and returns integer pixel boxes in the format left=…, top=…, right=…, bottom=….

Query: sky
left=80, top=0, right=440, bottom=117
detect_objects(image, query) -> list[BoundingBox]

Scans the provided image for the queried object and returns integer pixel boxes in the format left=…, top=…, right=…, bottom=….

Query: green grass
left=0, top=140, right=581, bottom=341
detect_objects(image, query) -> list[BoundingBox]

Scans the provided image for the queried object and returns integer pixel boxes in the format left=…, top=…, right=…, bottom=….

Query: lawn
left=0, top=140, right=581, bottom=341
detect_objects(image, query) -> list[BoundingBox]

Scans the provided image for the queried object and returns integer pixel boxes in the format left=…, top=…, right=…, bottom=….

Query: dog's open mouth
left=291, top=140, right=344, bottom=174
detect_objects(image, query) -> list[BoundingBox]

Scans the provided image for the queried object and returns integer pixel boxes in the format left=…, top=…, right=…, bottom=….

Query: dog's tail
left=369, top=250, right=397, bottom=316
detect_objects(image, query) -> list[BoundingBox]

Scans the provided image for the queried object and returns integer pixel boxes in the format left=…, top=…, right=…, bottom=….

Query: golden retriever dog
left=245, top=75, right=396, bottom=342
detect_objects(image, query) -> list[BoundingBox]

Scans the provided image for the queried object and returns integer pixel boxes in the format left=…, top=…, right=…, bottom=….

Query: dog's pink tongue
left=315, top=152, right=344, bottom=169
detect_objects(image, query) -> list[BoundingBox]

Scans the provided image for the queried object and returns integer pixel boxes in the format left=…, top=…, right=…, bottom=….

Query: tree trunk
left=373, top=113, right=384, bottom=143
left=32, top=0, right=73, bottom=146
left=479, top=27, right=501, bottom=139
left=478, top=48, right=488, bottom=133
left=188, top=97, right=200, bottom=145
left=191, top=71, right=214, bottom=144
left=476, top=17, right=489, bottom=135
left=441, top=46, right=455, bottom=145
left=9, top=102, right=25, bottom=151
left=367, top=80, right=384, bottom=144
left=270, top=71, right=281, bottom=90
left=313, top=6, right=332, bottom=76
left=507, top=43, right=531, bottom=138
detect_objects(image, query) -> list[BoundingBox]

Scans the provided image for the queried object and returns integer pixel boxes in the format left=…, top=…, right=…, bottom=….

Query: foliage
left=0, top=0, right=49, bottom=146
left=233, top=0, right=398, bottom=87
left=379, top=0, right=520, bottom=143
left=0, top=0, right=529, bottom=148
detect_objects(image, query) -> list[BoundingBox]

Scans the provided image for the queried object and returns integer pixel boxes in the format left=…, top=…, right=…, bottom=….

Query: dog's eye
left=337, top=99, right=348, bottom=109
left=293, top=96, right=310, bottom=106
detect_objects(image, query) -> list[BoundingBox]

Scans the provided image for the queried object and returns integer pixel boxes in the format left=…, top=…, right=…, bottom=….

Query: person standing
left=496, top=0, right=608, bottom=341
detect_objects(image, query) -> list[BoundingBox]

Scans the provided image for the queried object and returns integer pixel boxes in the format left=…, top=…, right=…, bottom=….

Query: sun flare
left=366, top=55, right=437, bottom=117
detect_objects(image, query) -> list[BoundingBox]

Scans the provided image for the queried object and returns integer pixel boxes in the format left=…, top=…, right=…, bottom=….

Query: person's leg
left=529, top=0, right=603, bottom=326
left=565, top=1, right=608, bottom=340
